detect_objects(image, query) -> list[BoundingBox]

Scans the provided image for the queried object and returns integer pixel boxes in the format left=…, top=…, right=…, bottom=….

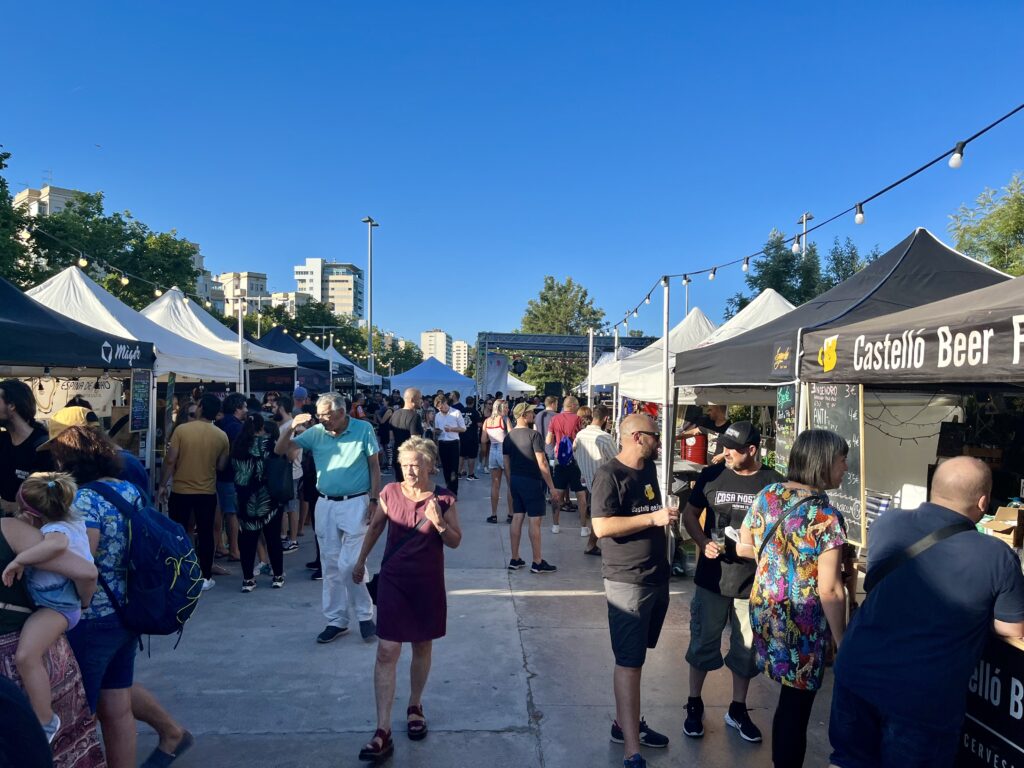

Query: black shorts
left=510, top=475, right=547, bottom=517
left=552, top=461, right=586, bottom=493
left=605, top=580, right=670, bottom=668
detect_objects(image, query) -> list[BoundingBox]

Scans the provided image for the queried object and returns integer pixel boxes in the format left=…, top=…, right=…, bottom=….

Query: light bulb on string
left=681, top=274, right=690, bottom=285
left=154, top=288, right=162, bottom=297
left=791, top=238, right=801, bottom=255
left=632, top=309, right=638, bottom=318
left=742, top=257, right=750, bottom=272
left=645, top=295, right=651, bottom=305
left=205, top=300, right=212, bottom=308
left=77, top=257, right=88, bottom=268
left=949, top=141, right=965, bottom=169
left=708, top=268, right=716, bottom=281
left=854, top=203, right=865, bottom=225
left=119, top=274, right=129, bottom=286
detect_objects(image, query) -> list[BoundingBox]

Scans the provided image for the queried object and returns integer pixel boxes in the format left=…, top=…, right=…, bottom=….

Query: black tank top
left=0, top=524, right=32, bottom=633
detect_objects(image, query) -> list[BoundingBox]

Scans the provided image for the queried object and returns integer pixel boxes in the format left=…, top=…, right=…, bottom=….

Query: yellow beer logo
left=773, top=346, right=791, bottom=370
left=817, top=335, right=839, bottom=372
left=644, top=484, right=655, bottom=501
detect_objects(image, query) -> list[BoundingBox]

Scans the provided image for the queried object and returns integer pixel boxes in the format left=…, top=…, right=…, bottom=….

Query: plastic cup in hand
left=666, top=494, right=680, bottom=512
left=724, top=526, right=741, bottom=543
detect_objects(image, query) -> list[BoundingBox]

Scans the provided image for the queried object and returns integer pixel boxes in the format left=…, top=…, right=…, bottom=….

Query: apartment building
left=420, top=329, right=453, bottom=366
left=293, top=257, right=365, bottom=318
left=452, top=340, right=469, bottom=374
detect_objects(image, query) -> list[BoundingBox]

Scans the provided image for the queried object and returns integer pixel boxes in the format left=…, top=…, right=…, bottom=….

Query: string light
left=682, top=274, right=690, bottom=285
left=77, top=257, right=88, bottom=268
left=645, top=295, right=651, bottom=304
left=119, top=275, right=129, bottom=286
left=791, top=238, right=801, bottom=255
left=742, top=257, right=750, bottom=272
left=708, top=267, right=716, bottom=281
left=154, top=288, right=162, bottom=297
left=854, top=203, right=865, bottom=225
left=949, top=140, right=965, bottom=169
left=632, top=309, right=639, bottom=318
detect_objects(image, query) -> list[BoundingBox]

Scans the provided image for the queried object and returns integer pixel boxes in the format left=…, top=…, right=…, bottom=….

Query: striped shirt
left=573, top=425, right=618, bottom=487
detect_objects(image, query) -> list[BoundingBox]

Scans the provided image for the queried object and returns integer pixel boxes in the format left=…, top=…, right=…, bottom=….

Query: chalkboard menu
left=129, top=368, right=152, bottom=433
left=774, top=385, right=796, bottom=477
left=809, top=382, right=865, bottom=546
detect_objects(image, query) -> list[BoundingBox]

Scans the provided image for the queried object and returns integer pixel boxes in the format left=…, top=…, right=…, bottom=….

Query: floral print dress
left=743, top=483, right=846, bottom=690
left=232, top=437, right=275, bottom=532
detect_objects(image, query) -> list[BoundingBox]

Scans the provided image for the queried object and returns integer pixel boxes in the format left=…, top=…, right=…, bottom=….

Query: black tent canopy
left=673, top=228, right=1007, bottom=388
left=256, top=327, right=352, bottom=377
left=801, top=275, right=1024, bottom=385
left=0, top=276, right=155, bottom=373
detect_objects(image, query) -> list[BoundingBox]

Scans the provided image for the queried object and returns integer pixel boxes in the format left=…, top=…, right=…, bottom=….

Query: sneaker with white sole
left=683, top=697, right=704, bottom=738
left=201, top=578, right=216, bottom=592
left=531, top=560, right=557, bottom=574
left=282, top=541, right=299, bottom=553
left=724, top=704, right=762, bottom=742
left=551, top=524, right=560, bottom=534
left=610, top=717, right=669, bottom=748
left=581, top=526, right=590, bottom=537
left=272, top=576, right=285, bottom=588
left=241, top=579, right=256, bottom=593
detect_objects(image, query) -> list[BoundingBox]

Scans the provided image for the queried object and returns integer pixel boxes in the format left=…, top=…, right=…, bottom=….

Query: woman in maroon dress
left=353, top=436, right=462, bottom=763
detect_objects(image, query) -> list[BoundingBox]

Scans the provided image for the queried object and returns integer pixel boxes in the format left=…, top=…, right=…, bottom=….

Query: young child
left=1, top=472, right=94, bottom=744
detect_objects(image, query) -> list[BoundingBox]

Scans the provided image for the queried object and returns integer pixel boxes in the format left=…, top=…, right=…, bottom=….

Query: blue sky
left=5, top=2, right=1023, bottom=346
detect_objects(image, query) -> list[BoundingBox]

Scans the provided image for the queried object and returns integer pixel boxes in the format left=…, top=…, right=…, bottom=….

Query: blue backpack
left=85, top=482, right=204, bottom=644
left=556, top=435, right=575, bottom=466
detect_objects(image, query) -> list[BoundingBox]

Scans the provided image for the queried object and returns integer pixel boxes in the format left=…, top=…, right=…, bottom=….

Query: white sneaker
left=551, top=524, right=560, bottom=534
left=581, top=526, right=590, bottom=537
left=201, top=578, right=216, bottom=591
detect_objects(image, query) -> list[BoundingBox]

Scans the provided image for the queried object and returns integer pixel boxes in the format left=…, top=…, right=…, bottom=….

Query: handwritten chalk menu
left=129, top=368, right=152, bottom=433
left=809, top=382, right=865, bottom=546
left=775, top=385, right=796, bottom=477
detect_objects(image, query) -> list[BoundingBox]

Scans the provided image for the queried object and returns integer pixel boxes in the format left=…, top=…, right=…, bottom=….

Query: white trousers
left=315, top=496, right=374, bottom=627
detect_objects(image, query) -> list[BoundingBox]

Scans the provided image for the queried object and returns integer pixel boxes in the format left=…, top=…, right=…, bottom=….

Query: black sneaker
left=241, top=579, right=256, bottom=593
left=508, top=558, right=526, bottom=570
left=316, top=625, right=348, bottom=644
left=683, top=697, right=704, bottom=738
left=271, top=576, right=285, bottom=589
left=724, top=703, right=762, bottom=742
left=311, top=569, right=323, bottom=581
left=530, top=560, right=557, bottom=574
left=359, top=619, right=377, bottom=641
left=623, top=754, right=646, bottom=768
left=306, top=560, right=319, bottom=570
left=610, top=718, right=669, bottom=748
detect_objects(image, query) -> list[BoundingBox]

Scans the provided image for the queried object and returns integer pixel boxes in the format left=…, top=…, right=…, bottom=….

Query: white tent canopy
left=581, top=348, right=633, bottom=392
left=389, top=357, right=477, bottom=397
left=590, top=307, right=716, bottom=386
left=620, top=290, right=796, bottom=404
left=142, top=288, right=297, bottom=370
left=506, top=373, right=536, bottom=393
left=301, top=340, right=382, bottom=386
left=28, top=267, right=239, bottom=381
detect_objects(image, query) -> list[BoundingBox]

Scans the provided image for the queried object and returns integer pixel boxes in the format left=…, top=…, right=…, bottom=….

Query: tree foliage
left=0, top=149, right=31, bottom=286
left=518, top=276, right=606, bottom=393
left=823, top=236, right=878, bottom=288
left=949, top=173, right=1024, bottom=276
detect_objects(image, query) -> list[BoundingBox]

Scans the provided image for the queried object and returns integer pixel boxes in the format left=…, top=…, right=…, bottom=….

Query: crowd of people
left=2, top=375, right=1024, bottom=768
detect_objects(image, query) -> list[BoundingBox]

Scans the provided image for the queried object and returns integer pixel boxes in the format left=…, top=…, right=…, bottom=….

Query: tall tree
left=821, top=236, right=879, bottom=290
left=949, top=173, right=1024, bottom=275
left=518, top=276, right=606, bottom=393
left=0, top=149, right=31, bottom=286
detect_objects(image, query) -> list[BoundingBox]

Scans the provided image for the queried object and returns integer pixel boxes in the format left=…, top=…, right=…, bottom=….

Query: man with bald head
left=830, top=457, right=1024, bottom=768
left=388, top=387, right=423, bottom=483
left=591, top=413, right=675, bottom=768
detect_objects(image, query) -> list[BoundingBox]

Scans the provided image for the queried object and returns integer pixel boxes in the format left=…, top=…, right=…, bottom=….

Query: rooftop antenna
left=42, top=169, right=54, bottom=187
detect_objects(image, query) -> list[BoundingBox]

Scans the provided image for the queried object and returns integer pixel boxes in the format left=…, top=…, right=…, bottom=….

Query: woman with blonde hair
left=481, top=399, right=514, bottom=524
left=353, top=436, right=462, bottom=762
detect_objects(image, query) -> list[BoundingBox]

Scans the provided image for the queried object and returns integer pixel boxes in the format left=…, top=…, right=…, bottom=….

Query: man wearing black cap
left=680, top=421, right=782, bottom=745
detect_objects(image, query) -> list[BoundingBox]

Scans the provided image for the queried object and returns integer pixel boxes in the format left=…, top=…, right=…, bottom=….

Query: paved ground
left=134, top=471, right=834, bottom=767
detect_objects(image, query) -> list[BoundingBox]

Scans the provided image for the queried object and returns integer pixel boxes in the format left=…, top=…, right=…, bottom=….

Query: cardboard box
left=980, top=506, right=1024, bottom=548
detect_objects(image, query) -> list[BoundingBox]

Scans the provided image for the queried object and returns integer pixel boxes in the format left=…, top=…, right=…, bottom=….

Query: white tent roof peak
left=697, top=289, right=796, bottom=348
left=390, top=356, right=476, bottom=397
left=300, top=339, right=382, bottom=386
left=142, top=288, right=297, bottom=370
left=28, top=267, right=239, bottom=381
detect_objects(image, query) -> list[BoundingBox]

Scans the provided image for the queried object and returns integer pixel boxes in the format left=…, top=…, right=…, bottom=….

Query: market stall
left=389, top=356, right=477, bottom=397
left=799, top=274, right=1024, bottom=768
left=300, top=339, right=382, bottom=387
left=256, top=326, right=350, bottom=394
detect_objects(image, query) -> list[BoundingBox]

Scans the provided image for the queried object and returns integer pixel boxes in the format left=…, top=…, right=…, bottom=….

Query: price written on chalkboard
left=809, top=382, right=864, bottom=546
left=129, top=369, right=152, bottom=433
left=775, top=385, right=796, bottom=477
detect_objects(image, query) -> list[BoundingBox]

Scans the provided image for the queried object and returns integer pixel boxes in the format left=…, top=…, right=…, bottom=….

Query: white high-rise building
left=12, top=185, right=81, bottom=217
left=452, top=340, right=469, bottom=374
left=421, top=330, right=453, bottom=366
left=217, top=271, right=271, bottom=316
left=293, top=257, right=365, bottom=318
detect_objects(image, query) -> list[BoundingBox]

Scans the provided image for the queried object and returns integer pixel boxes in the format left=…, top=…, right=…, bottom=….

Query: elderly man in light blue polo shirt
left=277, top=392, right=381, bottom=644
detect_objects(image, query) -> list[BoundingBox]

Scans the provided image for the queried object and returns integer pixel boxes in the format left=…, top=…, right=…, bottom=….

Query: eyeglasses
left=634, top=430, right=661, bottom=441
left=187, top=411, right=197, bottom=419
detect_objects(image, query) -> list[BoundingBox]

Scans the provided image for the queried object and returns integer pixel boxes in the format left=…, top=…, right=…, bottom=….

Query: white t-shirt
left=434, top=409, right=465, bottom=442
left=30, top=519, right=93, bottom=591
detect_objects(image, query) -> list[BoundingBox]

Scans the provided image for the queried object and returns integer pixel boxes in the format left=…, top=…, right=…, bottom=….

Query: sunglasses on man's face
left=634, top=430, right=661, bottom=441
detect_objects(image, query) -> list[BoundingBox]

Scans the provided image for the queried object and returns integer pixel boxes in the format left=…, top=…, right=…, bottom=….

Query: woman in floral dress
left=232, top=414, right=284, bottom=592
left=739, top=429, right=849, bottom=768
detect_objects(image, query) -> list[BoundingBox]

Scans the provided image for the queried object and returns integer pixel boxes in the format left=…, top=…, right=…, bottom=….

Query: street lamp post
left=795, top=211, right=814, bottom=257
left=361, top=216, right=379, bottom=376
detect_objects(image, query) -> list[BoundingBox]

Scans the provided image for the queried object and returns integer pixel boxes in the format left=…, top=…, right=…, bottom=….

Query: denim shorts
left=216, top=480, right=238, bottom=515
left=488, top=442, right=504, bottom=470
left=66, top=613, right=138, bottom=712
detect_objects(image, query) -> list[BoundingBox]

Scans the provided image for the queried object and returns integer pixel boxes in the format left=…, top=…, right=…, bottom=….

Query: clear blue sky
left=5, top=2, right=1023, bottom=346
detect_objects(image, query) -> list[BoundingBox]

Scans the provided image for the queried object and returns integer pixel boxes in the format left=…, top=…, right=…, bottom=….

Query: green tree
left=0, top=149, right=31, bottom=286
left=518, top=276, right=606, bottom=393
left=821, top=236, right=878, bottom=290
left=949, top=173, right=1024, bottom=275
left=726, top=231, right=834, bottom=318
left=23, top=191, right=199, bottom=309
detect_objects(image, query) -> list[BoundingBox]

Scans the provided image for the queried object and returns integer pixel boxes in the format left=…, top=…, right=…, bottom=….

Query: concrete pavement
left=134, top=471, right=833, bottom=767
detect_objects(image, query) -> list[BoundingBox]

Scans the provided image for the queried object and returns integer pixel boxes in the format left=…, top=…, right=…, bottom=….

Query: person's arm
left=592, top=508, right=671, bottom=538
left=158, top=441, right=179, bottom=504
left=424, top=496, right=462, bottom=549
left=353, top=496, right=389, bottom=583
left=365, top=440, right=382, bottom=523
left=216, top=436, right=229, bottom=472
left=994, top=620, right=1024, bottom=638
left=682, top=502, right=719, bottom=558
left=818, top=545, right=847, bottom=646
left=737, top=522, right=757, bottom=559
left=1, top=531, right=70, bottom=585
left=452, top=413, right=466, bottom=433
left=276, top=412, right=313, bottom=456
left=1, top=519, right=97, bottom=604
left=534, top=451, right=560, bottom=501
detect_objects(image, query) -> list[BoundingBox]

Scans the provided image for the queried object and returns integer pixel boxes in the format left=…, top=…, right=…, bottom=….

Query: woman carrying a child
left=0, top=471, right=105, bottom=766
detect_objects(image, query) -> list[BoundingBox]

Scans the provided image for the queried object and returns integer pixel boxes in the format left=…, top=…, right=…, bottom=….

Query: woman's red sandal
left=407, top=704, right=428, bottom=741
left=358, top=728, right=394, bottom=762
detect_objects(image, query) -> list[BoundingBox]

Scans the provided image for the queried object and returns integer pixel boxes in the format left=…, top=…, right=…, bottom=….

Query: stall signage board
left=775, top=385, right=796, bottom=477
left=956, top=636, right=1024, bottom=767
left=809, top=382, right=865, bottom=546
left=129, top=368, right=152, bottom=433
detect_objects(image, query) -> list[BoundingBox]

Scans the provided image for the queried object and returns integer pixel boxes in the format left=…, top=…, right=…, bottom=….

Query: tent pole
left=586, top=328, right=594, bottom=406
left=661, top=276, right=671, bottom=502
left=612, top=326, right=620, bottom=437
left=237, top=304, right=244, bottom=392
left=147, top=375, right=157, bottom=501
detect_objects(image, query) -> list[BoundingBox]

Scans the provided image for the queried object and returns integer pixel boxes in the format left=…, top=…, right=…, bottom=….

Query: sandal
left=506, top=515, right=513, bottom=524
left=486, top=515, right=498, bottom=524
left=407, top=704, right=428, bottom=741
left=358, top=728, right=394, bottom=762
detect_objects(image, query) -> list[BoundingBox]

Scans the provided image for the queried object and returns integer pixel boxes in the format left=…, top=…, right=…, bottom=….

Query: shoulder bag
left=863, top=518, right=975, bottom=594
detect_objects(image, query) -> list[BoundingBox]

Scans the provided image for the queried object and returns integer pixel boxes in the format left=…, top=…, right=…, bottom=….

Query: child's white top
left=29, top=520, right=94, bottom=590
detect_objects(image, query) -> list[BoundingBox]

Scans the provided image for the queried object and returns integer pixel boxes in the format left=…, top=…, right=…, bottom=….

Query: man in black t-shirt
left=504, top=402, right=560, bottom=574
left=0, top=380, right=52, bottom=514
left=389, top=388, right=424, bottom=483
left=680, top=404, right=731, bottom=464
left=591, top=413, right=675, bottom=768
left=680, top=421, right=781, bottom=744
